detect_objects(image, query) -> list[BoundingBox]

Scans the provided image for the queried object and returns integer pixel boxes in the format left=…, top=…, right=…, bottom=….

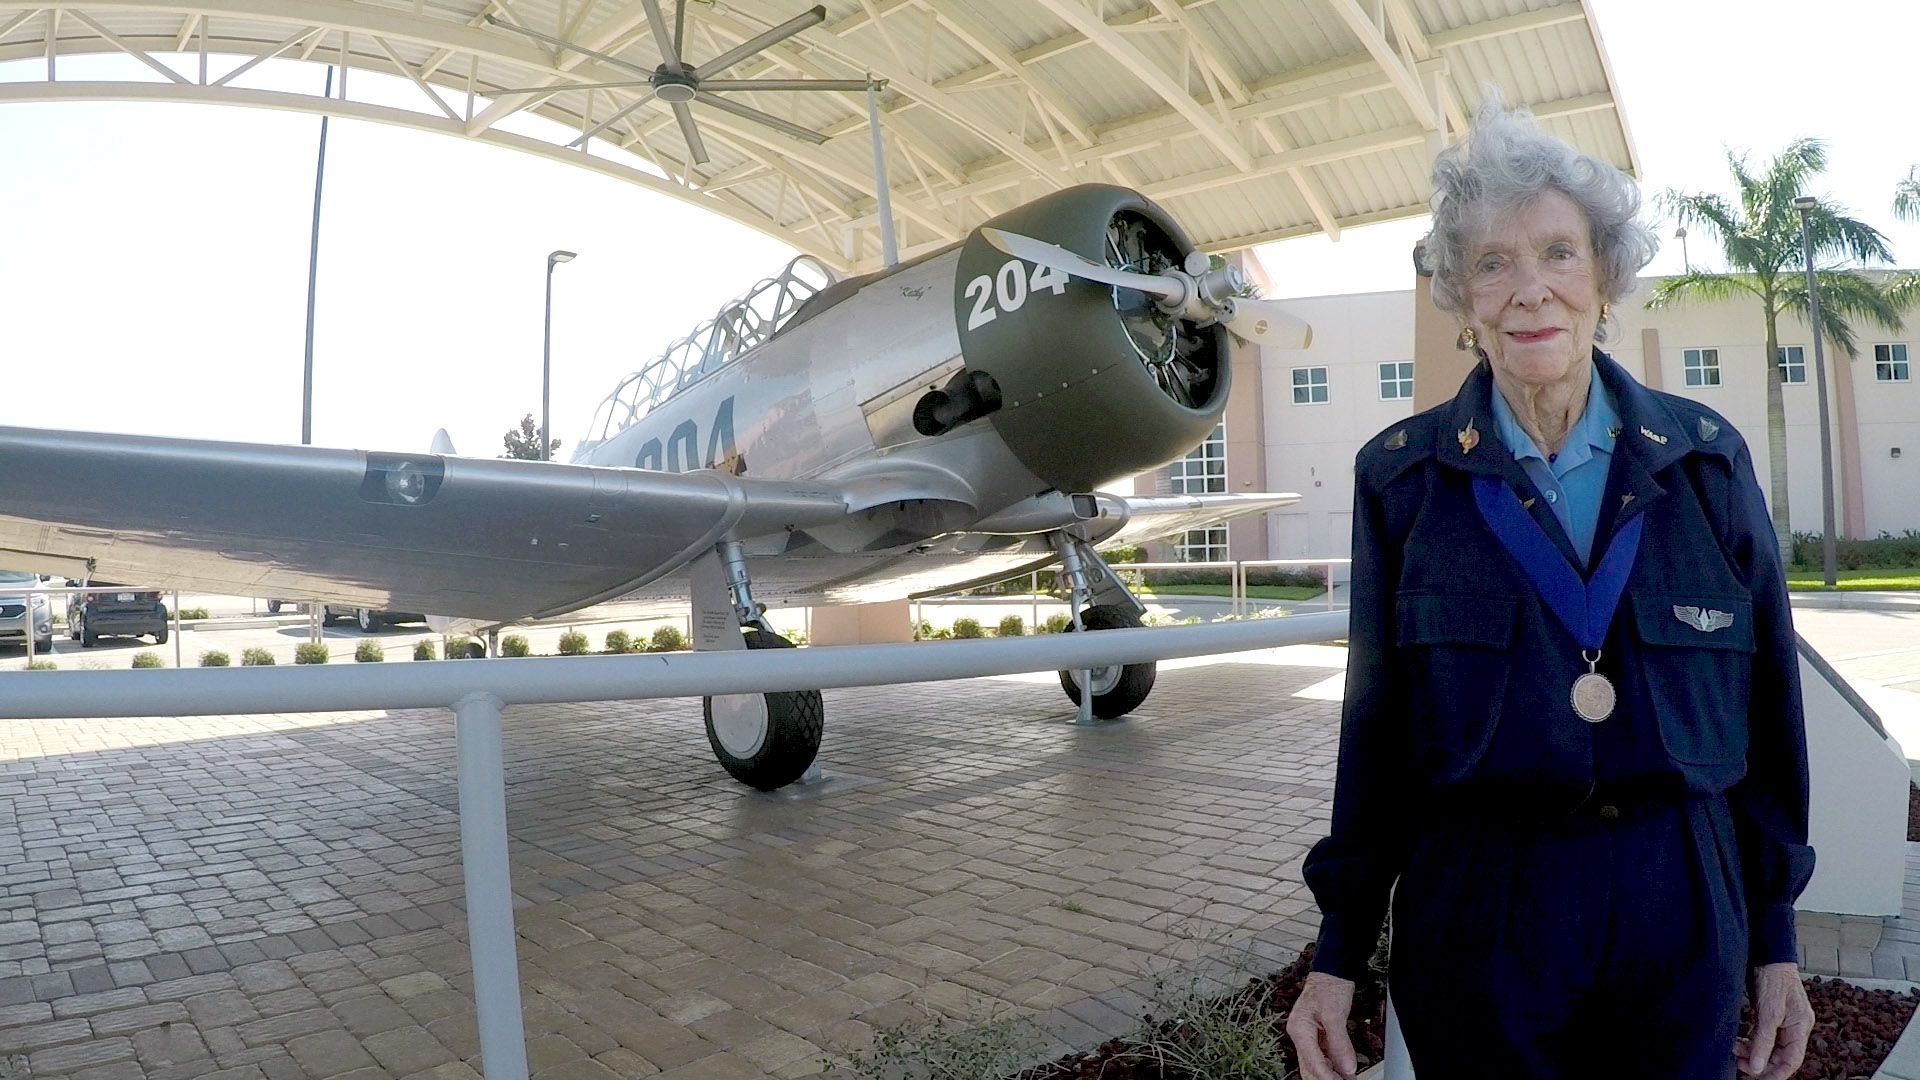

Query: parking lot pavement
left=0, top=647, right=1343, bottom=1078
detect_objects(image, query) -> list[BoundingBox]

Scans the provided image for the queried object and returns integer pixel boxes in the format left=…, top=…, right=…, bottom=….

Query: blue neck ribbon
left=1471, top=474, right=1645, bottom=650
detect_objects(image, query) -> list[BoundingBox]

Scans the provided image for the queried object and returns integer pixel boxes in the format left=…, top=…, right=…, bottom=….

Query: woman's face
left=1462, top=187, right=1602, bottom=388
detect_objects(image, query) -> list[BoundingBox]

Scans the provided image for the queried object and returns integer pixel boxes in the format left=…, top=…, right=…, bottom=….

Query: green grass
left=1786, top=569, right=1920, bottom=591
left=1139, top=583, right=1325, bottom=601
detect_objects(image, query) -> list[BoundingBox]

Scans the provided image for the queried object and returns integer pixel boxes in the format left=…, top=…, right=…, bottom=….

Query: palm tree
left=1885, top=166, right=1920, bottom=311
left=1647, top=138, right=1901, bottom=562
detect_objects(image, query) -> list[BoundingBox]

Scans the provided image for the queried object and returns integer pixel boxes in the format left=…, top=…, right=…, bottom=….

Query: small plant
left=130, top=652, right=163, bottom=669
left=603, top=630, right=633, bottom=655
left=1040, top=613, right=1071, bottom=634
left=178, top=607, right=209, bottom=621
left=995, top=614, right=1025, bottom=638
left=1058, top=900, right=1085, bottom=914
left=444, top=635, right=472, bottom=659
left=951, top=617, right=983, bottom=639
left=354, top=641, right=384, bottom=663
left=840, top=1010, right=1040, bottom=1080
left=199, top=650, right=230, bottom=667
left=294, top=643, right=330, bottom=665
left=786, top=630, right=808, bottom=647
left=24, top=660, right=56, bottom=671
left=413, top=640, right=438, bottom=661
left=649, top=625, right=687, bottom=652
left=914, top=619, right=935, bottom=641
left=500, top=634, right=530, bottom=658
left=557, top=630, right=590, bottom=655
left=241, top=648, right=275, bottom=666
left=931, top=626, right=953, bottom=640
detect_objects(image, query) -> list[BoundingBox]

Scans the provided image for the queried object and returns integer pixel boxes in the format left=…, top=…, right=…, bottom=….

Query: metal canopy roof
left=0, top=0, right=1635, bottom=273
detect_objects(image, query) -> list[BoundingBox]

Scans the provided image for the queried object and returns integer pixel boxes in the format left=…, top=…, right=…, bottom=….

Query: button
left=1598, top=805, right=1620, bottom=820
left=1545, top=489, right=1559, bottom=504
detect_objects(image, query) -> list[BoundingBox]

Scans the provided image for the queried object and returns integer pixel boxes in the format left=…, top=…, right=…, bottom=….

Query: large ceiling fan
left=486, top=2, right=872, bottom=164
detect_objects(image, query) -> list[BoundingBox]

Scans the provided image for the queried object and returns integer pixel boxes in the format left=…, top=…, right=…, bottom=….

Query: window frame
left=1776, top=345, right=1807, bottom=386
left=1291, top=365, right=1330, bottom=406
left=1377, top=360, right=1415, bottom=401
left=1682, top=346, right=1722, bottom=388
left=1875, top=343, right=1911, bottom=383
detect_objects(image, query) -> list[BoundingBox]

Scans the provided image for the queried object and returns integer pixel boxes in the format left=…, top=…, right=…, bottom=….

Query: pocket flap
left=1395, top=593, right=1518, bottom=649
left=1631, top=594, right=1755, bottom=652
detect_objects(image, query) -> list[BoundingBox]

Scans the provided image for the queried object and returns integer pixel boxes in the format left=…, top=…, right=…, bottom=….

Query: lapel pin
left=1457, top=417, right=1480, bottom=455
left=1697, top=416, right=1720, bottom=442
left=1639, top=425, right=1668, bottom=445
left=1607, top=425, right=1621, bottom=439
left=1522, top=497, right=1537, bottom=510
left=1621, top=492, right=1635, bottom=509
left=1385, top=429, right=1408, bottom=451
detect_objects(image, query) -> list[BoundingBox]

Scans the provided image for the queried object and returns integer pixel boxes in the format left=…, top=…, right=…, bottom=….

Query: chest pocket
left=1629, top=593, right=1754, bottom=766
left=1395, top=593, right=1519, bottom=783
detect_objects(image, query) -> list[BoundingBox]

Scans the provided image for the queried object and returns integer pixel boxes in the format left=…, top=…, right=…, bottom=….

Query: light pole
left=542, top=250, right=576, bottom=462
left=1792, top=195, right=1838, bottom=588
left=1675, top=225, right=1689, bottom=272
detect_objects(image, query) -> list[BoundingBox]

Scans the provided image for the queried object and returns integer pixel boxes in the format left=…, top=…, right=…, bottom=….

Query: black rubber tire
left=266, top=600, right=282, bottom=614
left=154, top=628, right=168, bottom=646
left=356, top=609, right=382, bottom=634
left=703, top=629, right=824, bottom=791
left=79, top=614, right=96, bottom=648
left=1058, top=604, right=1157, bottom=718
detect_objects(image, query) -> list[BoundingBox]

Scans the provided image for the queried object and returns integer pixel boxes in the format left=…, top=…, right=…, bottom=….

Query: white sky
left=3, top=0, right=1918, bottom=453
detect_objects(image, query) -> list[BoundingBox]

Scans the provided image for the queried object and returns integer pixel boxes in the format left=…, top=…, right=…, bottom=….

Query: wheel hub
left=1071, top=664, right=1123, bottom=697
left=709, top=693, right=769, bottom=757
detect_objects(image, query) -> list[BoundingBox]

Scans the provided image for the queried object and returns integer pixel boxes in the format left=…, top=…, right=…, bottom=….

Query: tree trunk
left=1762, top=302, right=1793, bottom=565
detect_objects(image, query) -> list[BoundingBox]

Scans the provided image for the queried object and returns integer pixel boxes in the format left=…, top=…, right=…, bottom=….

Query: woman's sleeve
left=1724, top=442, right=1815, bottom=967
left=1302, top=468, right=1413, bottom=980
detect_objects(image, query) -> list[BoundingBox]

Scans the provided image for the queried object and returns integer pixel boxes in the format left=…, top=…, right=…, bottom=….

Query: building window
left=1292, top=366, right=1329, bottom=405
left=1683, top=347, right=1721, bottom=388
left=1171, top=424, right=1227, bottom=562
left=1777, top=346, right=1806, bottom=385
left=1877, top=343, right=1910, bottom=382
left=1378, top=360, right=1414, bottom=400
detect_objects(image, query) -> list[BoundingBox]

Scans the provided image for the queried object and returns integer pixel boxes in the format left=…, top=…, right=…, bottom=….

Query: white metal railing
left=0, top=612, right=1349, bottom=1079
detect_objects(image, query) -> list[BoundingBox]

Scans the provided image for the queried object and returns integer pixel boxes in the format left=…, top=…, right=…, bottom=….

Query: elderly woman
left=1285, top=102, right=1815, bottom=1080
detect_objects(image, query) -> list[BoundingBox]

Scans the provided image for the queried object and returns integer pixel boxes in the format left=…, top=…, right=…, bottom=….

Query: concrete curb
left=1791, top=591, right=1920, bottom=612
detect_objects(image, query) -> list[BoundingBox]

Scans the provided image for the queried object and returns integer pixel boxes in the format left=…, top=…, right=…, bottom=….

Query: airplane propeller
left=979, top=228, right=1313, bottom=351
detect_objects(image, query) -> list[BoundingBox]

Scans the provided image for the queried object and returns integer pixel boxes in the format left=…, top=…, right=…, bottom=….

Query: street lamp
left=1791, top=195, right=1838, bottom=588
left=542, top=250, right=577, bottom=462
left=1675, top=225, right=1689, bottom=272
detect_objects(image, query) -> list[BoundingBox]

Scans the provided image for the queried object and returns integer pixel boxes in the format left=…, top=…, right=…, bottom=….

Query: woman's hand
left=1286, top=971, right=1358, bottom=1080
left=1736, top=962, right=1813, bottom=1080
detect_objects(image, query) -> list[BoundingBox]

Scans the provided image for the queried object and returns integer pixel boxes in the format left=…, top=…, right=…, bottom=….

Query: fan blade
left=673, top=0, right=687, bottom=59
left=1222, top=298, right=1313, bottom=349
left=485, top=15, right=655, bottom=79
left=565, top=89, right=657, bottom=149
left=697, top=78, right=871, bottom=92
left=693, top=90, right=827, bottom=144
left=639, top=0, right=683, bottom=71
left=672, top=99, right=709, bottom=163
left=980, top=228, right=1186, bottom=302
left=696, top=5, right=825, bottom=79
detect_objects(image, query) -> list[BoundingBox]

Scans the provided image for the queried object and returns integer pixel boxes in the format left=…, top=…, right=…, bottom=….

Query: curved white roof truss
left=0, top=0, right=1635, bottom=273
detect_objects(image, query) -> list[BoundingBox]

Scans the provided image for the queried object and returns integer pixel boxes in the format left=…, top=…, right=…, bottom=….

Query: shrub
left=995, top=614, right=1025, bottom=638
left=914, top=619, right=935, bottom=641
left=444, top=635, right=472, bottom=659
left=557, top=630, right=589, bottom=655
left=842, top=1011, right=1039, bottom=1080
left=786, top=630, right=808, bottom=647
left=199, top=650, right=230, bottom=667
left=130, top=652, right=163, bottom=669
left=413, top=639, right=438, bottom=661
left=241, top=648, right=275, bottom=666
left=951, top=617, right=983, bottom=639
left=603, top=630, right=633, bottom=655
left=500, top=634, right=530, bottom=657
left=1040, top=613, right=1072, bottom=634
left=293, top=643, right=329, bottom=665
left=649, top=625, right=687, bottom=652
left=1104, top=544, right=1146, bottom=564
left=178, top=607, right=210, bottom=621
left=24, top=659, right=56, bottom=670
left=354, top=641, right=384, bottom=663
left=1792, top=529, right=1920, bottom=570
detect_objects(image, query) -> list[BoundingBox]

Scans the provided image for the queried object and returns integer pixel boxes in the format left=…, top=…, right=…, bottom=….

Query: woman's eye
left=1546, top=244, right=1577, bottom=261
left=1476, top=255, right=1506, bottom=274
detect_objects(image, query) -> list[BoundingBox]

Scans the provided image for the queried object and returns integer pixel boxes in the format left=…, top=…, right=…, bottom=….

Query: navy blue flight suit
left=1302, top=349, right=1814, bottom=1078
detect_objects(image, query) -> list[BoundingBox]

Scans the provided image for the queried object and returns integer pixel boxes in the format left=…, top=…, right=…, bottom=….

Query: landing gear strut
left=1050, top=531, right=1156, bottom=722
left=695, top=540, right=824, bottom=790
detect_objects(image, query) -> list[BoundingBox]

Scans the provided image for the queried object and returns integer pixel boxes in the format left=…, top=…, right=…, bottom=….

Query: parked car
left=0, top=569, right=54, bottom=653
left=320, top=605, right=426, bottom=634
left=67, top=581, right=169, bottom=647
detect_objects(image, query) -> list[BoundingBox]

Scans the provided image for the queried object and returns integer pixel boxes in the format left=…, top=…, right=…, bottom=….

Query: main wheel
left=1058, top=604, right=1157, bottom=718
left=703, top=629, right=824, bottom=791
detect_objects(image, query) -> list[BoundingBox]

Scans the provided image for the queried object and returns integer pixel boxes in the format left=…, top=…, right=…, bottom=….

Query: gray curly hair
left=1422, top=96, right=1656, bottom=342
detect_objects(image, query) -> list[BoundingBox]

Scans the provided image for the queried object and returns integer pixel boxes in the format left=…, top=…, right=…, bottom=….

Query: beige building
left=1141, top=269, right=1920, bottom=569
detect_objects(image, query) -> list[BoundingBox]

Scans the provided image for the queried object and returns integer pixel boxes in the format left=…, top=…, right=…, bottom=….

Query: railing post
left=1325, top=562, right=1335, bottom=611
left=173, top=591, right=182, bottom=668
left=1030, top=570, right=1039, bottom=632
left=452, top=691, right=530, bottom=1080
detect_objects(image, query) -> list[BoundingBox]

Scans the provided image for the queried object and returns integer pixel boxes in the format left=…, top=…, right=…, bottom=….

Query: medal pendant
left=1571, top=649, right=1614, bottom=722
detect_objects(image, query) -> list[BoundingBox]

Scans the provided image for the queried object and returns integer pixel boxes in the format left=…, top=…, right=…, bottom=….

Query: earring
left=1600, top=302, right=1611, bottom=322
left=1456, top=326, right=1478, bottom=351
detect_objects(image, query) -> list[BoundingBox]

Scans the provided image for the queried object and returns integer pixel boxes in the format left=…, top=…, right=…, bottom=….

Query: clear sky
left=3, top=1, right=1918, bottom=454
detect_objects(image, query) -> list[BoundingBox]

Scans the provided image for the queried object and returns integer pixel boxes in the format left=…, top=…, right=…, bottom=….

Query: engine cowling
left=949, top=184, right=1230, bottom=494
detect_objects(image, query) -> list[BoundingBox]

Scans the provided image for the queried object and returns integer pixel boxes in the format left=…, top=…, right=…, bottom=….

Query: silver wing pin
left=1673, top=605, right=1735, bottom=632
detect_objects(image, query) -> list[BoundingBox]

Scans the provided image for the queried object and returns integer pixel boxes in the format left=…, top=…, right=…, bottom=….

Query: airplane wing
left=1089, top=492, right=1302, bottom=549
left=0, top=426, right=847, bottom=624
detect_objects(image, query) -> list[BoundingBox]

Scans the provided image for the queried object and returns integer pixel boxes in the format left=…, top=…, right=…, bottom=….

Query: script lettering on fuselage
left=635, top=396, right=738, bottom=473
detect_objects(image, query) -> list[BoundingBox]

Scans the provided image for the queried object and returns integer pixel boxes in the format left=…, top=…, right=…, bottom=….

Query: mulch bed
left=1018, top=945, right=1919, bottom=1079
left=1907, top=782, right=1919, bottom=842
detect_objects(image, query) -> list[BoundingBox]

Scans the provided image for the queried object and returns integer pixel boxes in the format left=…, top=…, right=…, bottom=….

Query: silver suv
left=0, top=569, right=55, bottom=654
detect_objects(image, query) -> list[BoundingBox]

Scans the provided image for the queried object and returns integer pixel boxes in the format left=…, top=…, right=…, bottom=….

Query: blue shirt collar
left=1488, top=361, right=1619, bottom=472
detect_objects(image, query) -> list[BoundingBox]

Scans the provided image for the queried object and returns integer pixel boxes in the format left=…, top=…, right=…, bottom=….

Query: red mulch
left=1907, top=783, right=1920, bottom=842
left=1016, top=946, right=1918, bottom=1080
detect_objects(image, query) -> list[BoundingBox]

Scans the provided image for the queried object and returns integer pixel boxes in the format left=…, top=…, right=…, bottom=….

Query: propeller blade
left=565, top=89, right=657, bottom=149
left=696, top=5, right=825, bottom=79
left=979, top=228, right=1185, bottom=302
left=693, top=90, right=827, bottom=144
left=1223, top=298, right=1313, bottom=349
left=672, top=99, right=710, bottom=163
left=639, top=0, right=683, bottom=71
left=697, top=78, right=871, bottom=92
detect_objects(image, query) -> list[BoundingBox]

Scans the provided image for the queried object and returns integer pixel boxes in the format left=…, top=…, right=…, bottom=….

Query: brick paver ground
left=0, top=648, right=1347, bottom=1078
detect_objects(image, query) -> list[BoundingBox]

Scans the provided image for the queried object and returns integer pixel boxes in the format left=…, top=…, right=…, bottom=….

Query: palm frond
left=1644, top=271, right=1762, bottom=310
left=1885, top=269, right=1920, bottom=312
left=1805, top=204, right=1894, bottom=266
left=1658, top=191, right=1761, bottom=271
left=1894, top=165, right=1920, bottom=223
left=1779, top=270, right=1902, bottom=357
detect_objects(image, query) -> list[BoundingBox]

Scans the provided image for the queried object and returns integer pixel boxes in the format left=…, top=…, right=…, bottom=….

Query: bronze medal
left=1571, top=649, right=1613, bottom=722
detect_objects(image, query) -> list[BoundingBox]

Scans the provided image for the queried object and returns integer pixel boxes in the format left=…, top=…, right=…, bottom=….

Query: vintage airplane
left=0, top=183, right=1309, bottom=790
